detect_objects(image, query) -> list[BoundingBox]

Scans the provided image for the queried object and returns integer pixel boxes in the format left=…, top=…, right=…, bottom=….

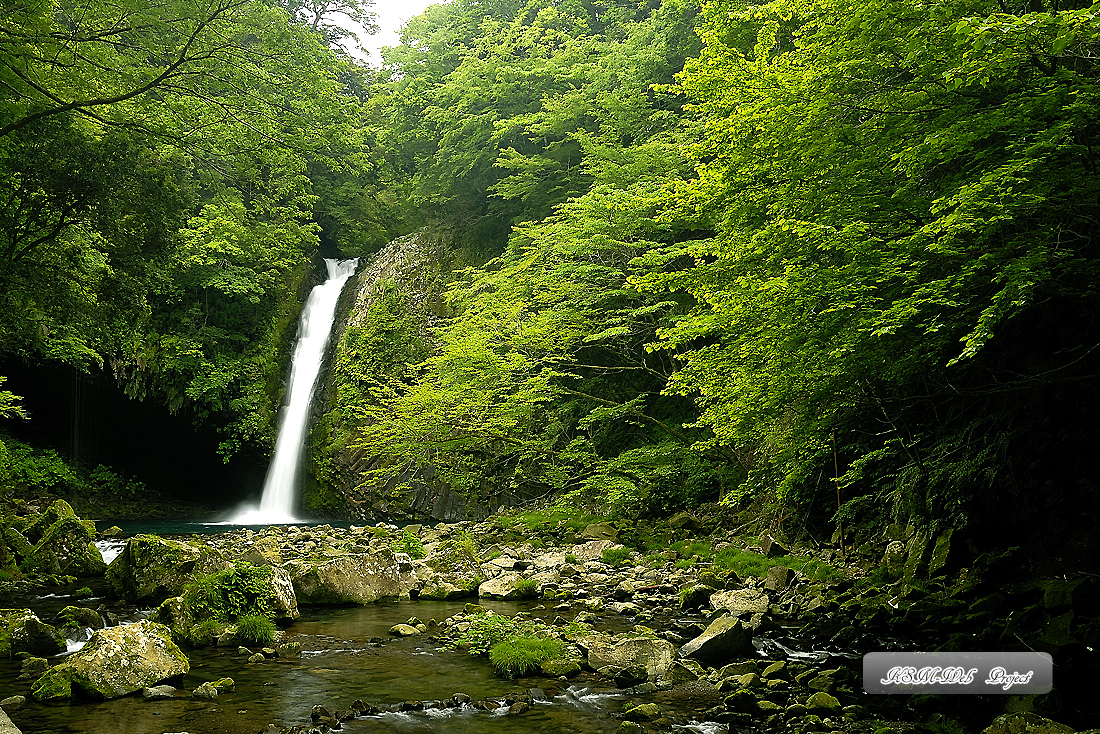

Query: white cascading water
left=231, top=258, right=358, bottom=524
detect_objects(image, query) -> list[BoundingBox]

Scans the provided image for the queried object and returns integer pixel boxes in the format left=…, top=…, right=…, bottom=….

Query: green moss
left=185, top=619, right=223, bottom=646
left=601, top=546, right=632, bottom=567
left=513, top=578, right=538, bottom=599
left=489, top=636, right=564, bottom=678
left=540, top=658, right=581, bottom=677
left=31, top=666, right=75, bottom=701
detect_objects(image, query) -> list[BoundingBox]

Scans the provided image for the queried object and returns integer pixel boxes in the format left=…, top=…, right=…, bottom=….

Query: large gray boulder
left=0, top=609, right=65, bottom=657
left=710, top=588, right=769, bottom=617
left=0, top=707, right=20, bottom=734
left=106, top=535, right=227, bottom=603
left=270, top=566, right=299, bottom=621
left=478, top=572, right=525, bottom=599
left=31, top=620, right=189, bottom=701
left=576, top=632, right=676, bottom=679
left=681, top=614, right=754, bottom=665
left=285, top=551, right=417, bottom=604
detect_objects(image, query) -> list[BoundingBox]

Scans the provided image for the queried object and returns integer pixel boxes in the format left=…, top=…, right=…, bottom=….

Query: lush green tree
left=634, top=0, right=1100, bottom=527
left=0, top=0, right=371, bottom=455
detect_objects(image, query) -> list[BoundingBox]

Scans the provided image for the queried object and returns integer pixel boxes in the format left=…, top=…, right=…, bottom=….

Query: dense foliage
left=3, top=0, right=1098, bottom=561
left=0, top=0, right=392, bottom=458
left=329, top=0, right=1100, bottom=553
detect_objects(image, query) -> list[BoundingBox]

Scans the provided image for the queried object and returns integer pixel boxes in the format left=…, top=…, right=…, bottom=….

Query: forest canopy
left=3, top=0, right=1099, bottom=550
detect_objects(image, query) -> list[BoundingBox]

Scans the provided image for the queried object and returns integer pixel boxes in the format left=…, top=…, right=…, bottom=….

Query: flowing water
left=231, top=259, right=359, bottom=525
left=0, top=580, right=639, bottom=734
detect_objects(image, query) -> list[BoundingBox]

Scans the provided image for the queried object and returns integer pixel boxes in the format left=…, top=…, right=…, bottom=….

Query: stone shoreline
left=2, top=502, right=1096, bottom=734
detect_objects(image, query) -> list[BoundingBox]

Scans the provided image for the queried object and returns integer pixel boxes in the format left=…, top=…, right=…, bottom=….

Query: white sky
left=342, top=0, right=437, bottom=66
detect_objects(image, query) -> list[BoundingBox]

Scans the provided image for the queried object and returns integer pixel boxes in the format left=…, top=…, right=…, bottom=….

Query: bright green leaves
left=634, top=0, right=1100, bottom=522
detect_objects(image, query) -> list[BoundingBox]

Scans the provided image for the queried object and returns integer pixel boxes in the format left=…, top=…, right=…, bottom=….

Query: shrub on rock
left=489, top=636, right=564, bottom=678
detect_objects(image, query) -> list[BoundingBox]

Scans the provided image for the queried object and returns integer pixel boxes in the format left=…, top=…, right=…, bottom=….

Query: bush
left=392, top=528, right=425, bottom=559
left=451, top=611, right=538, bottom=655
left=488, top=636, right=564, bottom=678
left=513, top=578, right=538, bottom=599
left=600, top=546, right=632, bottom=567
left=181, top=564, right=276, bottom=624
left=235, top=614, right=276, bottom=646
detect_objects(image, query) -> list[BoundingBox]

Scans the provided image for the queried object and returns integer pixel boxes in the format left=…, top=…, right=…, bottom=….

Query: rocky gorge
left=1, top=500, right=1096, bottom=734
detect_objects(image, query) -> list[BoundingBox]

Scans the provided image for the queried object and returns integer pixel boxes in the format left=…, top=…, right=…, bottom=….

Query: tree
left=634, top=0, right=1100, bottom=526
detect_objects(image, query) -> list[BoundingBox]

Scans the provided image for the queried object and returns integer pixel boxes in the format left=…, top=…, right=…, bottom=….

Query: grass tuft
left=235, top=614, right=277, bottom=646
left=489, top=636, right=564, bottom=678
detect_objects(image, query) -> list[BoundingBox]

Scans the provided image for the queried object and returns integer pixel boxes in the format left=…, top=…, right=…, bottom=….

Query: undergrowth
left=489, top=636, right=564, bottom=678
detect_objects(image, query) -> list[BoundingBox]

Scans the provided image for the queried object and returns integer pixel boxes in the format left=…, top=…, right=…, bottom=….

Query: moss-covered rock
left=22, top=499, right=76, bottom=544
left=284, top=551, right=416, bottom=604
left=56, top=606, right=104, bottom=631
left=22, top=517, right=105, bottom=576
left=30, top=666, right=77, bottom=701
left=107, top=534, right=227, bottom=603
left=30, top=620, right=189, bottom=700
left=0, top=608, right=66, bottom=657
left=540, top=658, right=581, bottom=677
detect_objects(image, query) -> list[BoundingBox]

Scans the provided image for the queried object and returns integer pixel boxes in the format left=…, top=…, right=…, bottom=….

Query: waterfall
left=231, top=258, right=358, bottom=524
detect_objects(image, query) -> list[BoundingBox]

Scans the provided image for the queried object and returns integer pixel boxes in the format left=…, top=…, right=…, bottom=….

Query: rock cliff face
left=308, top=232, right=546, bottom=522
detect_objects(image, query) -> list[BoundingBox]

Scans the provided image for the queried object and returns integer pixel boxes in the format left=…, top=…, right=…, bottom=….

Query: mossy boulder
left=21, top=517, right=105, bottom=577
left=540, top=658, right=582, bottom=677
left=284, top=551, right=417, bottom=604
left=30, top=620, right=189, bottom=700
left=22, top=499, right=76, bottom=544
left=577, top=632, right=676, bottom=679
left=0, top=608, right=66, bottom=657
left=107, top=534, right=227, bottom=603
left=56, top=606, right=104, bottom=631
left=681, top=614, right=754, bottom=664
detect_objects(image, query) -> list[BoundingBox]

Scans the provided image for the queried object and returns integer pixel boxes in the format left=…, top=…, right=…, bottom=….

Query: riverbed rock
left=0, top=706, right=20, bottom=734
left=806, top=691, right=841, bottom=712
left=191, top=681, right=218, bottom=699
left=710, top=588, right=769, bottom=617
left=22, top=517, right=106, bottom=577
left=17, top=657, right=48, bottom=680
left=0, top=609, right=65, bottom=656
left=577, top=632, right=676, bottom=679
left=680, top=584, right=715, bottom=610
left=141, top=685, right=176, bottom=700
left=418, top=576, right=469, bottom=600
left=580, top=523, right=618, bottom=541
left=285, top=550, right=417, bottom=604
left=681, top=614, right=753, bottom=664
left=389, top=623, right=420, bottom=636
left=21, top=499, right=77, bottom=543
left=241, top=536, right=283, bottom=567
left=30, top=620, right=189, bottom=701
left=569, top=540, right=613, bottom=562
left=981, top=713, right=1075, bottom=734
left=0, top=695, right=25, bottom=711
left=270, top=566, right=300, bottom=621
left=107, top=534, right=227, bottom=603
left=761, top=535, right=788, bottom=558
left=764, top=566, right=794, bottom=591
left=56, top=606, right=104, bottom=631
left=276, top=641, right=301, bottom=659
left=477, top=572, right=525, bottom=599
